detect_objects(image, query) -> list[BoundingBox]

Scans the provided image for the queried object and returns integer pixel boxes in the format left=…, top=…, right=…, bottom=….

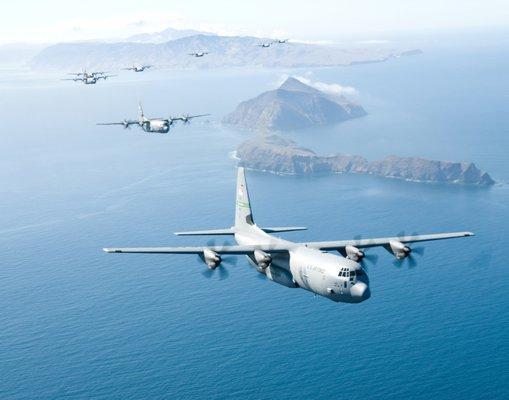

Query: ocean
left=0, top=41, right=508, bottom=399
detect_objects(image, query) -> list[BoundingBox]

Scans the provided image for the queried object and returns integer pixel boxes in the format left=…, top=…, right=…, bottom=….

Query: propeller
left=351, top=234, right=379, bottom=269
left=392, top=231, right=425, bottom=268
left=122, top=120, right=131, bottom=129
left=196, top=239, right=237, bottom=280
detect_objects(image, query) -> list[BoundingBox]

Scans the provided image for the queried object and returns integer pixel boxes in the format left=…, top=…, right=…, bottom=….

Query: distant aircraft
left=123, top=65, right=152, bottom=72
left=257, top=42, right=272, bottom=48
left=97, top=103, right=210, bottom=134
left=67, top=70, right=108, bottom=79
left=103, top=168, right=474, bottom=303
left=63, top=73, right=116, bottom=85
left=188, top=52, right=209, bottom=57
left=273, top=39, right=289, bottom=44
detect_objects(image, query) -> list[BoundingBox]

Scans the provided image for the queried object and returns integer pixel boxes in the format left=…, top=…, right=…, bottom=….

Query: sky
left=1, top=0, right=508, bottom=44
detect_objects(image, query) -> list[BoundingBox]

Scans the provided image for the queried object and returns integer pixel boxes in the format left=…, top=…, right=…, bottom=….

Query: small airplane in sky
left=273, top=39, right=290, bottom=44
left=257, top=42, right=272, bottom=48
left=188, top=52, right=209, bottom=57
left=123, top=65, right=152, bottom=72
left=97, top=103, right=209, bottom=134
left=63, top=73, right=116, bottom=85
left=67, top=70, right=108, bottom=79
left=103, top=168, right=474, bottom=303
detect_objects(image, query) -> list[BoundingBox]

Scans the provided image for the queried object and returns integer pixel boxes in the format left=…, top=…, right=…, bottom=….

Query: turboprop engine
left=254, top=250, right=272, bottom=270
left=203, top=249, right=221, bottom=269
left=345, top=245, right=365, bottom=262
left=388, top=240, right=411, bottom=259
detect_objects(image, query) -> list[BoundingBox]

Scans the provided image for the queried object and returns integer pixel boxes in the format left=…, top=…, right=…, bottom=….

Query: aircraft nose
left=351, top=282, right=371, bottom=302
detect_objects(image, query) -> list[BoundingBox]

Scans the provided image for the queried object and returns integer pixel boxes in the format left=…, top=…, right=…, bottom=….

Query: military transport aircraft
left=63, top=73, right=116, bottom=85
left=257, top=42, right=272, bottom=48
left=97, top=103, right=209, bottom=134
left=103, top=168, right=474, bottom=303
left=67, top=70, right=108, bottom=79
left=188, top=52, right=209, bottom=57
left=123, top=65, right=152, bottom=72
left=273, top=38, right=289, bottom=44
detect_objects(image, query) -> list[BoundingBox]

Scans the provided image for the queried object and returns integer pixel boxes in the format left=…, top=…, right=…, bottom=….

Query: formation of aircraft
left=64, top=39, right=290, bottom=84
left=103, top=168, right=474, bottom=304
left=123, top=65, right=152, bottom=72
left=97, top=103, right=210, bottom=134
left=188, top=52, right=209, bottom=57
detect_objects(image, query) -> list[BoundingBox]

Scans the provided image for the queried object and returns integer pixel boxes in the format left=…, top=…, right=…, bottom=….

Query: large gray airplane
left=103, top=168, right=474, bottom=303
left=123, top=65, right=152, bottom=72
left=97, top=103, right=210, bottom=134
left=63, top=73, right=115, bottom=85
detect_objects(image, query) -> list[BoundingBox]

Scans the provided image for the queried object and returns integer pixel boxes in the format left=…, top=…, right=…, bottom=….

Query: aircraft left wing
left=103, top=244, right=292, bottom=255
left=303, top=231, right=474, bottom=251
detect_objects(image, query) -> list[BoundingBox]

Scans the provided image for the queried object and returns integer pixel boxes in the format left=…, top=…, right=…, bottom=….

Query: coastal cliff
left=236, top=134, right=495, bottom=186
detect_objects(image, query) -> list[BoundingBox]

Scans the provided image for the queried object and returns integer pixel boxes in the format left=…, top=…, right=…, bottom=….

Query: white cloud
left=278, top=72, right=359, bottom=98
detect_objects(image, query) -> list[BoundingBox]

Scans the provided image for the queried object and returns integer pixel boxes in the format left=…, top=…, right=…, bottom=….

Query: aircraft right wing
left=97, top=120, right=138, bottom=127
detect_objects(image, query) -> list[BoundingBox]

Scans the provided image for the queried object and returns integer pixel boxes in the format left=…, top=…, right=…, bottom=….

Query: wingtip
left=465, top=232, right=475, bottom=237
left=103, top=248, right=113, bottom=253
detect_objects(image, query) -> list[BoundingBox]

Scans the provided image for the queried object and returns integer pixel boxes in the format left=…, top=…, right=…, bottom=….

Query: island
left=235, top=134, right=495, bottom=186
left=223, top=77, right=367, bottom=131
left=29, top=33, right=420, bottom=71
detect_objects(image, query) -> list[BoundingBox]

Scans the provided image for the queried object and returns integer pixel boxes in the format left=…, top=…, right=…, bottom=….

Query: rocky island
left=29, top=33, right=418, bottom=71
left=222, top=77, right=367, bottom=131
left=236, top=134, right=495, bottom=186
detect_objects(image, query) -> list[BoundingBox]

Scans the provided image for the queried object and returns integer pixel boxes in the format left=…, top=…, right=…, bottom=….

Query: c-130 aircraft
left=97, top=103, right=210, bottom=134
left=104, top=168, right=474, bottom=303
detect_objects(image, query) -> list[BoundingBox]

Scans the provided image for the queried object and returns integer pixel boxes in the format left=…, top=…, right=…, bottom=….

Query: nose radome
left=351, top=282, right=371, bottom=302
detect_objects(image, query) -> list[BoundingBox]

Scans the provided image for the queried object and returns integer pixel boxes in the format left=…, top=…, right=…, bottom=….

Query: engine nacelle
left=345, top=245, right=365, bottom=262
left=388, top=240, right=411, bottom=259
left=254, top=250, right=272, bottom=269
left=203, top=249, right=221, bottom=269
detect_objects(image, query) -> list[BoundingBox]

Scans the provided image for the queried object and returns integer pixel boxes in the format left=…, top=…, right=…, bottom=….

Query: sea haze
left=0, top=42, right=508, bottom=399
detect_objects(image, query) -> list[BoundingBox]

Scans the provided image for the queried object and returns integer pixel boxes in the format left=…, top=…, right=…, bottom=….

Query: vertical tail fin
left=235, top=167, right=254, bottom=227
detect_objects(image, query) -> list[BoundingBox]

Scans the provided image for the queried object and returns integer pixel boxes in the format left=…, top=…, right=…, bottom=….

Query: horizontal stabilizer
left=174, top=228, right=235, bottom=236
left=261, top=226, right=307, bottom=233
left=174, top=226, right=307, bottom=236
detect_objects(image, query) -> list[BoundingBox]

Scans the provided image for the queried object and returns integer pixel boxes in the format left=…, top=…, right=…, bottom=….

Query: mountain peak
left=279, top=77, right=320, bottom=94
left=223, top=77, right=367, bottom=131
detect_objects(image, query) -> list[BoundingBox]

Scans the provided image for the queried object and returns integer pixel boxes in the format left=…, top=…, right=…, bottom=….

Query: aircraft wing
left=103, top=232, right=473, bottom=255
left=303, top=231, right=474, bottom=251
left=103, top=244, right=292, bottom=255
left=97, top=74, right=116, bottom=80
left=97, top=120, right=138, bottom=126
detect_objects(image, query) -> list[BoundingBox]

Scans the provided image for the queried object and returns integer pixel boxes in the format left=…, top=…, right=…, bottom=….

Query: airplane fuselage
left=235, top=225, right=370, bottom=303
left=140, top=118, right=171, bottom=133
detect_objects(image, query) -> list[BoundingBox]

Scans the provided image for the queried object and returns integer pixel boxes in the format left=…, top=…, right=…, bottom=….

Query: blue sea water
left=0, top=42, right=508, bottom=399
